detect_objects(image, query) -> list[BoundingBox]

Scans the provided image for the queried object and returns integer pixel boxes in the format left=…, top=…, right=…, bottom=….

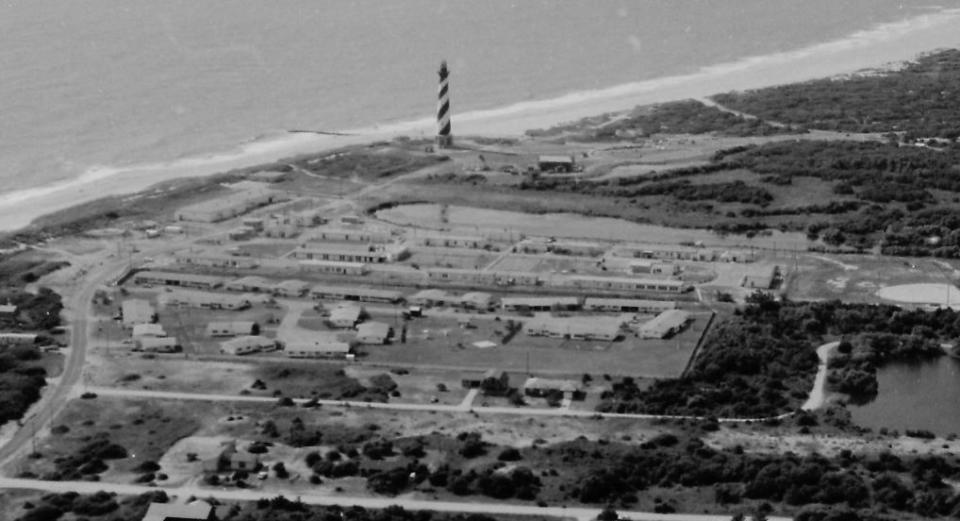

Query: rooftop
left=523, top=377, right=581, bottom=392
left=357, top=321, right=391, bottom=339
left=501, top=296, right=579, bottom=306
left=135, top=270, right=226, bottom=285
left=311, top=285, right=404, bottom=300
left=639, top=309, right=691, bottom=332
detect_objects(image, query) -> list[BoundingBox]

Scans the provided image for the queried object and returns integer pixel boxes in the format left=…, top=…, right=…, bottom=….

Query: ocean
left=0, top=0, right=958, bottom=203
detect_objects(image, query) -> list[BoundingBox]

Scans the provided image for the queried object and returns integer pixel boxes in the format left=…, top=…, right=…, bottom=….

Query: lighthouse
left=436, top=60, right=453, bottom=148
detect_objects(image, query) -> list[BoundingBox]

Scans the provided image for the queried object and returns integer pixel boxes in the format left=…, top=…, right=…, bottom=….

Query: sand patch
left=825, top=277, right=849, bottom=291
left=876, top=283, right=960, bottom=306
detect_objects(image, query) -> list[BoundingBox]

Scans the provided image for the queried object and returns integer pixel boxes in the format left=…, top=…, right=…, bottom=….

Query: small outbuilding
left=538, top=155, right=576, bottom=173
left=356, top=321, right=392, bottom=345
left=206, top=321, right=258, bottom=337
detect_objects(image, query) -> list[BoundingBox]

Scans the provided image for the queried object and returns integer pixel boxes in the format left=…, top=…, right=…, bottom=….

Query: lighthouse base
left=436, top=135, right=454, bottom=149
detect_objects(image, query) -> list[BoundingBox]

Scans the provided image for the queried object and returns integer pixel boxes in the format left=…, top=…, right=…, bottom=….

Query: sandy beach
left=1, top=8, right=959, bottom=234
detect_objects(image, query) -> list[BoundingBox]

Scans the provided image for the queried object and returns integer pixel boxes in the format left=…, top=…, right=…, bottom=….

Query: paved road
left=86, top=386, right=788, bottom=423
left=0, top=476, right=791, bottom=521
left=0, top=258, right=127, bottom=468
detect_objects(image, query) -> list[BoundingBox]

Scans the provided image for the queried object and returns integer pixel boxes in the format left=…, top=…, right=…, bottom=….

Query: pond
left=376, top=203, right=813, bottom=251
left=850, top=356, right=960, bottom=436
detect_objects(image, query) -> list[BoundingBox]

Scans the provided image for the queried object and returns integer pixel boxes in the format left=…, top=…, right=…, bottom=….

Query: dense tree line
left=599, top=295, right=960, bottom=417
left=0, top=344, right=47, bottom=426
left=712, top=49, right=960, bottom=140
left=881, top=207, right=960, bottom=257
left=236, top=500, right=502, bottom=521
left=722, top=140, right=960, bottom=198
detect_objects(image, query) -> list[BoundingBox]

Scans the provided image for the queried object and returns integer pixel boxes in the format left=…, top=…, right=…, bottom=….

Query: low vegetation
left=290, top=147, right=448, bottom=180
left=0, top=253, right=69, bottom=287
left=0, top=287, right=64, bottom=331
left=712, top=49, right=960, bottom=140
left=233, top=500, right=510, bottom=521
left=21, top=399, right=201, bottom=480
left=251, top=365, right=396, bottom=402
left=526, top=99, right=801, bottom=140
left=13, top=490, right=169, bottom=521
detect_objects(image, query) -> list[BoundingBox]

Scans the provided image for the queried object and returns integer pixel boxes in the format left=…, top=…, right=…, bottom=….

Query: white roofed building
left=136, top=336, right=180, bottom=353
left=637, top=309, right=692, bottom=339
left=329, top=305, right=363, bottom=328
left=356, top=321, right=391, bottom=345
left=206, top=321, right=257, bottom=337
left=131, top=323, right=166, bottom=338
left=220, top=335, right=277, bottom=355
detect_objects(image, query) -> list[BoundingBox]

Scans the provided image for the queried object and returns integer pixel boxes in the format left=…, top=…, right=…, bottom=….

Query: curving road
left=0, top=476, right=791, bottom=521
left=0, top=258, right=128, bottom=469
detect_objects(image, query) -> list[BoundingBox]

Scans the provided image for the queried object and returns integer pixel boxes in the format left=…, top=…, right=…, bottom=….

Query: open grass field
left=375, top=199, right=813, bottom=251
left=85, top=355, right=255, bottom=395
left=358, top=311, right=711, bottom=378
left=786, top=254, right=960, bottom=304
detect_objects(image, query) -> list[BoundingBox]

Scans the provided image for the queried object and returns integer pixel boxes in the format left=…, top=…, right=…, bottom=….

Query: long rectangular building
left=583, top=298, right=676, bottom=314
left=225, top=276, right=274, bottom=293
left=292, top=243, right=405, bottom=264
left=175, top=253, right=259, bottom=270
left=309, top=284, right=404, bottom=304
left=298, top=260, right=369, bottom=276
left=425, top=268, right=541, bottom=287
left=552, top=275, right=687, bottom=294
left=132, top=271, right=225, bottom=290
left=637, top=309, right=692, bottom=339
left=305, top=227, right=392, bottom=244
left=501, top=296, right=580, bottom=312
left=160, top=290, right=251, bottom=311
left=523, top=316, right=622, bottom=341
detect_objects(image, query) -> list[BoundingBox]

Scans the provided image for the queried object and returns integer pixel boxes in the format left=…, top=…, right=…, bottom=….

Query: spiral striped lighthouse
left=436, top=60, right=453, bottom=148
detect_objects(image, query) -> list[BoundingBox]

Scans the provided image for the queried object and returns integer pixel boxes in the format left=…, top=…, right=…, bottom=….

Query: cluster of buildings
left=121, top=299, right=180, bottom=353
left=130, top=270, right=687, bottom=320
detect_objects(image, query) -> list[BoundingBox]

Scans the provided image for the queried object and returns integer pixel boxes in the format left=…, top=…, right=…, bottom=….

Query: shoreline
left=2, top=9, right=960, bottom=234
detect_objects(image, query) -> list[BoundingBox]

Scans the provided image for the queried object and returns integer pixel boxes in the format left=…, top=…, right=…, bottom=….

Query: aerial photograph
left=6, top=1, right=960, bottom=520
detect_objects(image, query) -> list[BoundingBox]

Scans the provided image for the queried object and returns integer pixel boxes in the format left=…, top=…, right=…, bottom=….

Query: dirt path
left=86, top=385, right=791, bottom=423
left=801, top=341, right=838, bottom=410
left=696, top=97, right=789, bottom=128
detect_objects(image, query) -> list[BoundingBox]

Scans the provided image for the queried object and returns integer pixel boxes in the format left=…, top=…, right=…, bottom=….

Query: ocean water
left=0, top=0, right=956, bottom=198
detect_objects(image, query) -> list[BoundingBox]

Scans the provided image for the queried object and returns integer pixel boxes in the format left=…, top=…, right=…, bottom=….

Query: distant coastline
left=1, top=7, right=960, bottom=235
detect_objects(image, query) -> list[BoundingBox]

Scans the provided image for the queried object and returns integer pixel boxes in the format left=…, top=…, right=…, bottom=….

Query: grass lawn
left=357, top=312, right=711, bottom=378
left=786, top=254, right=960, bottom=304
